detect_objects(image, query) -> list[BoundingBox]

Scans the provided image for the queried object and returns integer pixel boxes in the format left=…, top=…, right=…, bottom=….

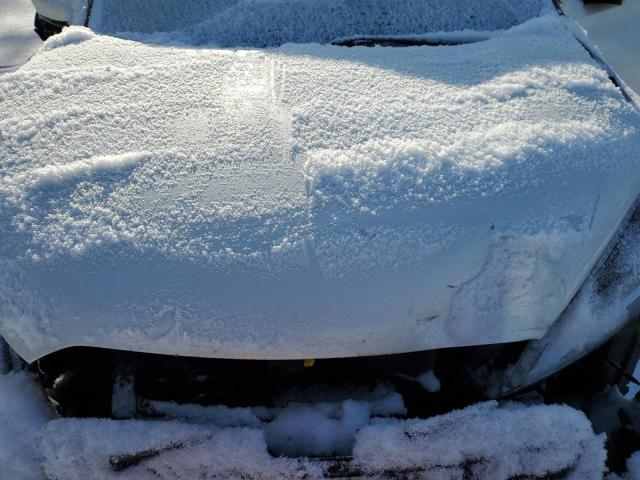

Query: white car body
left=4, top=1, right=639, bottom=373
left=31, top=0, right=85, bottom=23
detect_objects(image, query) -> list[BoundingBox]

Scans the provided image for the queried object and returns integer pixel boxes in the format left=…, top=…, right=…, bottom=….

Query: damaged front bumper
left=474, top=203, right=640, bottom=398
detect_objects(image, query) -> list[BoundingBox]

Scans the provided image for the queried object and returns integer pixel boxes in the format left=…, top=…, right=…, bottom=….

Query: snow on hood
left=1, top=14, right=640, bottom=361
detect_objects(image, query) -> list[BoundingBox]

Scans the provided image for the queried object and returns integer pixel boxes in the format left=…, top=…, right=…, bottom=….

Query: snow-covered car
left=2, top=0, right=640, bottom=474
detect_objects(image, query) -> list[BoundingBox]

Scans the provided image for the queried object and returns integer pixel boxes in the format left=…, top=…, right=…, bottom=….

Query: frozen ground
left=0, top=0, right=41, bottom=73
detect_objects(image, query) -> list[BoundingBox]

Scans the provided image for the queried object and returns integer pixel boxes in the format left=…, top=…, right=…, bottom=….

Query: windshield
left=88, top=0, right=552, bottom=47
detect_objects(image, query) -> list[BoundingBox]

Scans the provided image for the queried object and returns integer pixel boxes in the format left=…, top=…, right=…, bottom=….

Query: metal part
left=582, top=0, right=623, bottom=4
left=33, top=13, right=67, bottom=41
left=331, top=36, right=482, bottom=47
left=35, top=346, right=484, bottom=419
left=38, top=347, right=114, bottom=417
left=84, top=0, right=94, bottom=27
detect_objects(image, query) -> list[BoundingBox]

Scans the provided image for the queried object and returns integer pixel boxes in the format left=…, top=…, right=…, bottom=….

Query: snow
left=562, top=0, right=640, bottom=96
left=142, top=399, right=263, bottom=427
left=416, top=369, right=441, bottom=392
left=89, top=0, right=552, bottom=46
left=265, top=399, right=372, bottom=457
left=627, top=453, right=640, bottom=480
left=40, top=420, right=313, bottom=480
left=0, top=360, right=612, bottom=478
left=21, top=394, right=613, bottom=477
left=40, top=25, right=95, bottom=51
left=142, top=384, right=407, bottom=457
left=35, top=400, right=607, bottom=479
left=354, top=401, right=606, bottom=479
left=5, top=151, right=151, bottom=191
left=1, top=2, right=640, bottom=478
left=0, top=370, right=53, bottom=480
left=607, top=451, right=640, bottom=479
left=395, top=369, right=441, bottom=392
left=490, top=205, right=640, bottom=394
left=2, top=12, right=640, bottom=362
left=0, top=0, right=42, bottom=72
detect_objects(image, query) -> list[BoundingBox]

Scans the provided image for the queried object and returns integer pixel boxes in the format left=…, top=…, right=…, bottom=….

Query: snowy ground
left=0, top=0, right=41, bottom=73
left=562, top=0, right=640, bottom=95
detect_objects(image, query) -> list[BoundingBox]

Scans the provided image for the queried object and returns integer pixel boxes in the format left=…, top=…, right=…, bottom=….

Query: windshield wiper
left=330, top=32, right=494, bottom=48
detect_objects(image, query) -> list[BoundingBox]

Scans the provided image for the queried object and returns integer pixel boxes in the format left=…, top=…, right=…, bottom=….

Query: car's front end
left=3, top=0, right=640, bottom=476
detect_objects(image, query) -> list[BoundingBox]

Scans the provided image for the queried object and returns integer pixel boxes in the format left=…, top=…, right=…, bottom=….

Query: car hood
left=1, top=15, right=640, bottom=362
